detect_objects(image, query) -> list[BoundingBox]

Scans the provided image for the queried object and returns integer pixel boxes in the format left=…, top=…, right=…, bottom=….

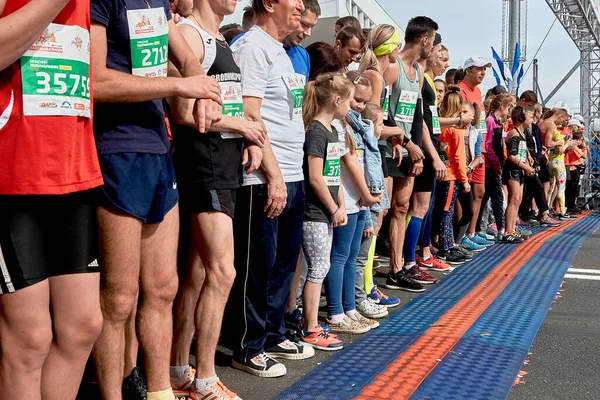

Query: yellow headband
left=373, top=31, right=401, bottom=56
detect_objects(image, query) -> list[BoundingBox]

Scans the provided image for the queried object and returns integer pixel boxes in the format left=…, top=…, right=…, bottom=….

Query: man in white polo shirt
left=224, top=0, right=315, bottom=379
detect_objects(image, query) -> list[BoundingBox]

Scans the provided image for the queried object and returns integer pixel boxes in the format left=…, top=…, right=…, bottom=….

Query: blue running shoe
left=284, top=308, right=303, bottom=333
left=516, top=225, right=532, bottom=239
left=470, top=234, right=494, bottom=246
left=368, top=286, right=401, bottom=308
left=477, top=231, right=496, bottom=241
left=460, top=236, right=486, bottom=252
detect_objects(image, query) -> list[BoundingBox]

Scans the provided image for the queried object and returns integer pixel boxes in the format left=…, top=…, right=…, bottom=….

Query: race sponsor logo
left=72, top=35, right=83, bottom=50
left=74, top=103, right=85, bottom=110
left=61, top=101, right=72, bottom=109
left=32, top=29, right=63, bottom=54
left=40, top=102, right=58, bottom=109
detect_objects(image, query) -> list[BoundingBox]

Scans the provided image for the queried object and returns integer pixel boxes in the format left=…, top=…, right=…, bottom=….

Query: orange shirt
left=0, top=0, right=102, bottom=195
left=440, top=127, right=468, bottom=185
left=458, top=80, right=484, bottom=110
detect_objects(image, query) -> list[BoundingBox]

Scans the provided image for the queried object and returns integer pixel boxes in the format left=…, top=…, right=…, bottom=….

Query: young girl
left=502, top=106, right=536, bottom=242
left=327, top=71, right=382, bottom=334
left=540, top=108, right=574, bottom=220
left=299, top=73, right=354, bottom=351
left=433, top=86, right=471, bottom=265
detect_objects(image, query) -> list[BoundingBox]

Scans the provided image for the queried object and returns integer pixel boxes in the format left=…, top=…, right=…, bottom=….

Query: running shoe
left=561, top=213, right=577, bottom=220
left=470, top=234, right=494, bottom=247
left=460, top=236, right=486, bottom=252
left=351, top=311, right=380, bottom=329
left=416, top=254, right=450, bottom=272
left=326, top=316, right=371, bottom=334
left=356, top=298, right=389, bottom=319
left=516, top=225, right=532, bottom=239
left=170, top=365, right=195, bottom=391
left=453, top=245, right=474, bottom=259
left=516, top=218, right=530, bottom=227
left=437, top=248, right=470, bottom=265
left=265, top=339, right=315, bottom=360
left=486, top=224, right=499, bottom=237
left=300, top=328, right=344, bottom=351
left=232, top=353, right=286, bottom=378
left=384, top=271, right=426, bottom=292
left=368, top=286, right=401, bottom=307
left=477, top=231, right=496, bottom=241
left=189, top=379, right=241, bottom=400
left=539, top=216, right=561, bottom=227
left=284, top=308, right=303, bottom=334
left=527, top=218, right=540, bottom=226
left=501, top=232, right=524, bottom=243
left=405, top=264, right=438, bottom=284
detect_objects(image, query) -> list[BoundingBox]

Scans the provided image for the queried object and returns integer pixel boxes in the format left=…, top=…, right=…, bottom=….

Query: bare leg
left=286, top=253, right=303, bottom=311
left=389, top=177, right=413, bottom=274
left=192, top=211, right=236, bottom=379
left=505, top=180, right=523, bottom=233
left=42, top=274, right=103, bottom=400
left=468, top=183, right=485, bottom=234
left=0, top=282, right=52, bottom=399
left=93, top=206, right=143, bottom=400
left=124, top=293, right=139, bottom=376
left=301, top=281, right=321, bottom=330
left=138, top=205, right=180, bottom=392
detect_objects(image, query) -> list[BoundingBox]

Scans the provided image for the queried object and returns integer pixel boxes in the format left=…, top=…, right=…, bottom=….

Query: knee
left=101, top=288, right=139, bottom=324
left=392, top=198, right=410, bottom=216
left=54, top=308, right=103, bottom=351
left=2, top=323, right=52, bottom=370
left=144, top=272, right=179, bottom=307
left=204, top=261, right=236, bottom=294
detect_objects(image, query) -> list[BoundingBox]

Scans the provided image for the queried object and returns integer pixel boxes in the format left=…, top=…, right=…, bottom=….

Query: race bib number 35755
left=20, top=24, right=91, bottom=117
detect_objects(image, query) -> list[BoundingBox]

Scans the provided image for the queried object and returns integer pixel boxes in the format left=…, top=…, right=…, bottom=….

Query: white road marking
left=567, top=268, right=600, bottom=274
left=564, top=274, right=600, bottom=281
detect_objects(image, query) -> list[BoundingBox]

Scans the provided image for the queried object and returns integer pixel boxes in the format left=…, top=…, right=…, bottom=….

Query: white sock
left=169, top=365, right=190, bottom=378
left=193, top=376, right=219, bottom=391
left=346, top=309, right=357, bottom=319
left=329, top=313, right=345, bottom=323
left=403, top=262, right=415, bottom=271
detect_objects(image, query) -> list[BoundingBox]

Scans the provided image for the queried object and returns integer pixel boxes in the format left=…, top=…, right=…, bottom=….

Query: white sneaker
left=170, top=365, right=195, bottom=390
left=264, top=339, right=315, bottom=360
left=357, top=298, right=389, bottom=319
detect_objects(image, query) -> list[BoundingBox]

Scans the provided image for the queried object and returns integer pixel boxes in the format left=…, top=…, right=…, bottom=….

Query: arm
left=453, top=130, right=468, bottom=185
left=91, top=23, right=221, bottom=104
left=308, top=156, right=338, bottom=214
left=0, top=0, right=70, bottom=71
left=380, top=125, right=404, bottom=140
left=543, top=122, right=562, bottom=148
left=421, top=120, right=447, bottom=181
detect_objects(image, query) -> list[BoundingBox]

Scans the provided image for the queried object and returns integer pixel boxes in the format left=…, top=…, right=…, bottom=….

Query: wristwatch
left=402, top=136, right=410, bottom=146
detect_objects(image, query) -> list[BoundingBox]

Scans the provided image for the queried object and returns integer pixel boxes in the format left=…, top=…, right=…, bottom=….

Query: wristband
left=332, top=206, right=340, bottom=216
left=402, top=136, right=410, bottom=146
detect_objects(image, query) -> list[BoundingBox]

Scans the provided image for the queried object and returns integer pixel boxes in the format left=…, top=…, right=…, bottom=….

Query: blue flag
left=515, top=64, right=525, bottom=96
left=511, top=43, right=521, bottom=78
left=492, top=67, right=502, bottom=86
left=491, top=47, right=507, bottom=83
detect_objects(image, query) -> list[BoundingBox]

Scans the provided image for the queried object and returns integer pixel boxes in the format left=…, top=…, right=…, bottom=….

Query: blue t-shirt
left=91, top=0, right=172, bottom=155
left=230, top=31, right=245, bottom=46
left=286, top=45, right=310, bottom=81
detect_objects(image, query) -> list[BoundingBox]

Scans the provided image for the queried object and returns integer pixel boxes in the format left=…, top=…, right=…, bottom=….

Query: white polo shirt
left=231, top=26, right=305, bottom=186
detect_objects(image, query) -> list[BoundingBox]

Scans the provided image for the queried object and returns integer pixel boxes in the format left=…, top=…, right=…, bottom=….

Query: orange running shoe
left=189, top=379, right=241, bottom=400
left=300, top=328, right=344, bottom=351
left=416, top=254, right=450, bottom=272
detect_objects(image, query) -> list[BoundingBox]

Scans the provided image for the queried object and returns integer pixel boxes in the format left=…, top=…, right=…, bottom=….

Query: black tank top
left=172, top=24, right=244, bottom=190
left=422, top=77, right=437, bottom=146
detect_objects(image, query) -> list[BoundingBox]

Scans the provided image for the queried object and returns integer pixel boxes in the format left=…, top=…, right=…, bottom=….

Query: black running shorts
left=0, top=189, right=100, bottom=293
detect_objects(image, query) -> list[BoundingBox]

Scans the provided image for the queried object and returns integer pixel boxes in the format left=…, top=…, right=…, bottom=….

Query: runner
left=306, top=41, right=343, bottom=81
left=167, top=0, right=268, bottom=397
left=383, top=16, right=441, bottom=291
left=335, top=26, right=365, bottom=70
left=334, top=15, right=361, bottom=37
left=225, top=0, right=315, bottom=379
left=283, top=0, right=320, bottom=80
left=502, top=106, right=536, bottom=242
left=0, top=1, right=103, bottom=398
left=89, top=0, right=223, bottom=399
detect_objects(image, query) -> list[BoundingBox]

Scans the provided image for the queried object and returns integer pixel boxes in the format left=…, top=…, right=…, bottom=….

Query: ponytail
left=440, top=84, right=463, bottom=118
left=302, top=81, right=319, bottom=129
left=358, top=24, right=398, bottom=73
left=301, top=73, right=355, bottom=129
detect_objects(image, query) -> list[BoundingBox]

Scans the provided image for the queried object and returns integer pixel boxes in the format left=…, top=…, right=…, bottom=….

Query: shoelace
left=318, top=330, right=331, bottom=340
left=213, top=381, right=237, bottom=399
left=375, top=287, right=389, bottom=300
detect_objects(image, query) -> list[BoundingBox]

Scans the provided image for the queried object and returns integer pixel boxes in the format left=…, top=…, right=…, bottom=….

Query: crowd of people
left=0, top=0, right=590, bottom=400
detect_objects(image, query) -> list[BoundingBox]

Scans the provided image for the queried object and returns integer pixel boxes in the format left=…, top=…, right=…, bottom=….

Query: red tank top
left=0, top=0, right=102, bottom=195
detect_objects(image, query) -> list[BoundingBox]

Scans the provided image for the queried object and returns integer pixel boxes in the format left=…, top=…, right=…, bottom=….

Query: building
left=223, top=0, right=403, bottom=45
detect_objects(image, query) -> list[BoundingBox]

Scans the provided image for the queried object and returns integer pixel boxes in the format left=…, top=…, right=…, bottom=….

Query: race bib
left=127, top=8, right=169, bottom=77
left=394, top=90, right=418, bottom=124
left=438, top=141, right=450, bottom=166
left=283, top=74, right=306, bottom=120
left=478, top=118, right=486, bottom=134
left=430, top=105, right=441, bottom=134
left=20, top=24, right=91, bottom=117
left=323, top=142, right=341, bottom=186
left=220, top=81, right=243, bottom=139
left=518, top=140, right=528, bottom=163
left=382, top=85, right=391, bottom=115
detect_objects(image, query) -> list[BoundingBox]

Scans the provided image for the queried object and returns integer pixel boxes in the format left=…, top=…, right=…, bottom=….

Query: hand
left=405, top=141, right=425, bottom=163
left=525, top=166, right=536, bottom=176
left=173, top=13, right=183, bottom=24
left=332, top=207, right=347, bottom=228
left=240, top=120, right=267, bottom=147
left=410, top=159, right=424, bottom=177
left=391, top=144, right=403, bottom=166
left=193, top=98, right=222, bottom=133
left=460, top=113, right=473, bottom=127
left=432, top=156, right=447, bottom=181
left=360, top=193, right=382, bottom=208
left=264, top=175, right=288, bottom=219
left=463, top=182, right=471, bottom=193
left=242, top=144, right=263, bottom=175
left=363, top=227, right=376, bottom=238
left=178, top=74, right=223, bottom=104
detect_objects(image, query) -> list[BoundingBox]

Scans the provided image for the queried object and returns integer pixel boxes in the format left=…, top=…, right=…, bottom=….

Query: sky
left=378, top=0, right=582, bottom=112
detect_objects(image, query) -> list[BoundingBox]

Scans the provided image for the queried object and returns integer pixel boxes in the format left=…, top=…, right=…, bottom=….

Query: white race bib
left=220, top=81, right=243, bottom=139
left=323, top=142, right=341, bottom=186
left=20, top=24, right=91, bottom=117
left=430, top=105, right=441, bottom=134
left=283, top=73, right=306, bottom=120
left=127, top=8, right=169, bottom=77
left=394, top=90, right=418, bottom=124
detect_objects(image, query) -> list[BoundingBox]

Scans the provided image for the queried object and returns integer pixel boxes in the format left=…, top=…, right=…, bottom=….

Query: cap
left=568, top=118, right=583, bottom=128
left=463, top=56, right=492, bottom=69
left=433, top=33, right=442, bottom=46
left=574, top=114, right=585, bottom=124
left=490, top=85, right=508, bottom=95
